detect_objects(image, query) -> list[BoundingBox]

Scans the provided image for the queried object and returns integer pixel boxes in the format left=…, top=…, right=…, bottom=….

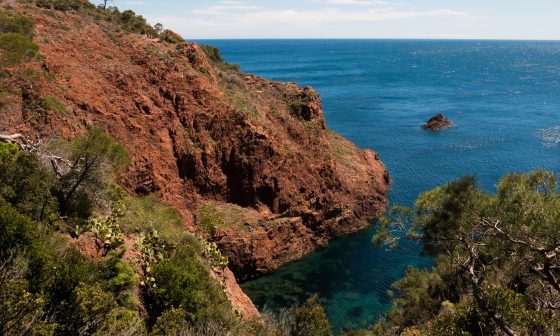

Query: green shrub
left=73, top=282, right=118, bottom=333
left=87, top=214, right=125, bottom=251
left=201, top=44, right=240, bottom=72
left=0, top=11, right=35, bottom=38
left=0, top=251, right=51, bottom=336
left=0, top=142, right=55, bottom=220
left=52, top=126, right=130, bottom=218
left=144, top=243, right=232, bottom=326
left=288, top=296, right=333, bottom=336
left=150, top=308, right=190, bottom=336
left=200, top=239, right=228, bottom=269
left=0, top=199, right=38, bottom=250
left=159, top=29, right=183, bottom=44
left=197, top=203, right=225, bottom=234
left=117, top=9, right=157, bottom=37
left=0, top=32, right=39, bottom=66
left=373, top=170, right=560, bottom=335
left=200, top=44, right=224, bottom=64
left=34, top=0, right=93, bottom=11
left=0, top=11, right=38, bottom=67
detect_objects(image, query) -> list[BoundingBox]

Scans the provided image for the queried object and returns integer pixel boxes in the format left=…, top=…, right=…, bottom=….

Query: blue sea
left=196, top=39, right=560, bottom=332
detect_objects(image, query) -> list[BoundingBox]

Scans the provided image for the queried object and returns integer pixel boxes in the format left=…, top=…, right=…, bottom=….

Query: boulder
left=422, top=114, right=453, bottom=130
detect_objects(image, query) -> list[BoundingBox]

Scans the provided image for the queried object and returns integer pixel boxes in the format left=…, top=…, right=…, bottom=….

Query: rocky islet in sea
left=422, top=113, right=453, bottom=130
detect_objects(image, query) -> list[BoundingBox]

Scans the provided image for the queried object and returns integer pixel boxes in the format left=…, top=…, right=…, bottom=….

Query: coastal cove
left=198, top=39, right=560, bottom=331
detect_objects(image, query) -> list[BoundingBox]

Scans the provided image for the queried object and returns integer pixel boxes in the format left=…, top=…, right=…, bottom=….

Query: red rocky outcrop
left=0, top=4, right=389, bottom=313
left=422, top=113, right=453, bottom=130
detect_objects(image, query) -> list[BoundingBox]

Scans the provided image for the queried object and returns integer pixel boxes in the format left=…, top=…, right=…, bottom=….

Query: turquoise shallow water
left=197, top=39, right=560, bottom=332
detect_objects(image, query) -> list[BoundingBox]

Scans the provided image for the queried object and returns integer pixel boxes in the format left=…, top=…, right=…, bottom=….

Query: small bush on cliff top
left=114, top=9, right=157, bottom=37
left=159, top=29, right=183, bottom=44
left=201, top=44, right=241, bottom=72
left=34, top=0, right=94, bottom=11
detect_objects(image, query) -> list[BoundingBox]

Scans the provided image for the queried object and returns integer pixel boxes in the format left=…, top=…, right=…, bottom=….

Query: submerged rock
left=422, top=114, right=453, bottom=130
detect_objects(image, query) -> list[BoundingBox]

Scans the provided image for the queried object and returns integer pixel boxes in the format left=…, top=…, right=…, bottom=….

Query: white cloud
left=323, top=0, right=390, bottom=6
left=188, top=7, right=466, bottom=25
left=145, top=1, right=468, bottom=39
left=193, top=1, right=260, bottom=15
left=123, top=1, right=147, bottom=5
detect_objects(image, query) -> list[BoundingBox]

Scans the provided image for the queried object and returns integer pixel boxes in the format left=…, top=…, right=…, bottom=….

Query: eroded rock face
left=1, top=7, right=389, bottom=287
left=422, top=114, right=453, bottom=130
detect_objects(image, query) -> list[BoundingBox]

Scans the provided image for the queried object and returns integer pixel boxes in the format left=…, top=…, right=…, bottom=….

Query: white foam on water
left=538, top=125, right=560, bottom=148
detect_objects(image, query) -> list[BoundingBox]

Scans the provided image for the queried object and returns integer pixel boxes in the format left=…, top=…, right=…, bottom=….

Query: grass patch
left=218, top=71, right=260, bottom=120
left=0, top=32, right=39, bottom=67
left=0, top=11, right=38, bottom=68
left=43, top=96, right=67, bottom=115
left=196, top=202, right=257, bottom=234
left=230, top=90, right=259, bottom=119
left=0, top=10, right=35, bottom=38
left=116, top=192, right=185, bottom=244
left=327, top=129, right=355, bottom=163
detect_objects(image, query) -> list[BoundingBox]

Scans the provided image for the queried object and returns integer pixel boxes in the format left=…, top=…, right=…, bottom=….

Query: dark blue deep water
left=197, top=39, right=560, bottom=332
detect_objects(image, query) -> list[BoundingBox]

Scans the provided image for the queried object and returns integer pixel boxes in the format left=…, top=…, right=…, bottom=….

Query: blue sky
left=111, top=1, right=560, bottom=40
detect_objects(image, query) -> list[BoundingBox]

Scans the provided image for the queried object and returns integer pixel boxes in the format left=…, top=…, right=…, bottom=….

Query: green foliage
left=150, top=308, right=190, bottom=336
left=43, top=96, right=67, bottom=115
left=53, top=126, right=130, bottom=218
left=0, top=252, right=52, bottom=336
left=373, top=170, right=560, bottom=335
left=0, top=142, right=55, bottom=220
left=0, top=11, right=38, bottom=67
left=137, top=228, right=177, bottom=285
left=201, top=44, right=241, bottom=71
left=116, top=9, right=157, bottom=37
left=0, top=32, right=39, bottom=66
left=200, top=238, right=229, bottom=269
left=0, top=129, right=281, bottom=335
left=288, top=296, right=333, bottom=336
left=197, top=202, right=226, bottom=234
left=70, top=126, right=130, bottom=173
left=389, top=267, right=445, bottom=326
left=201, top=44, right=225, bottom=64
left=0, top=199, right=37, bottom=250
left=34, top=0, right=94, bottom=11
left=144, top=243, right=233, bottom=326
left=87, top=213, right=125, bottom=250
left=0, top=11, right=35, bottom=38
left=119, top=193, right=184, bottom=242
left=104, top=255, right=138, bottom=293
left=73, top=282, right=117, bottom=333
left=159, top=29, right=183, bottom=44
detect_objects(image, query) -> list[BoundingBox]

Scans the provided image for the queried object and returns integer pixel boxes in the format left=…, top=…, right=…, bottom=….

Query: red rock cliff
left=0, top=4, right=389, bottom=283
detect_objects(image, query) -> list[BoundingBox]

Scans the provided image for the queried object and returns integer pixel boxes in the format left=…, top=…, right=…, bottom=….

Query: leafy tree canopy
left=373, top=170, right=560, bottom=336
